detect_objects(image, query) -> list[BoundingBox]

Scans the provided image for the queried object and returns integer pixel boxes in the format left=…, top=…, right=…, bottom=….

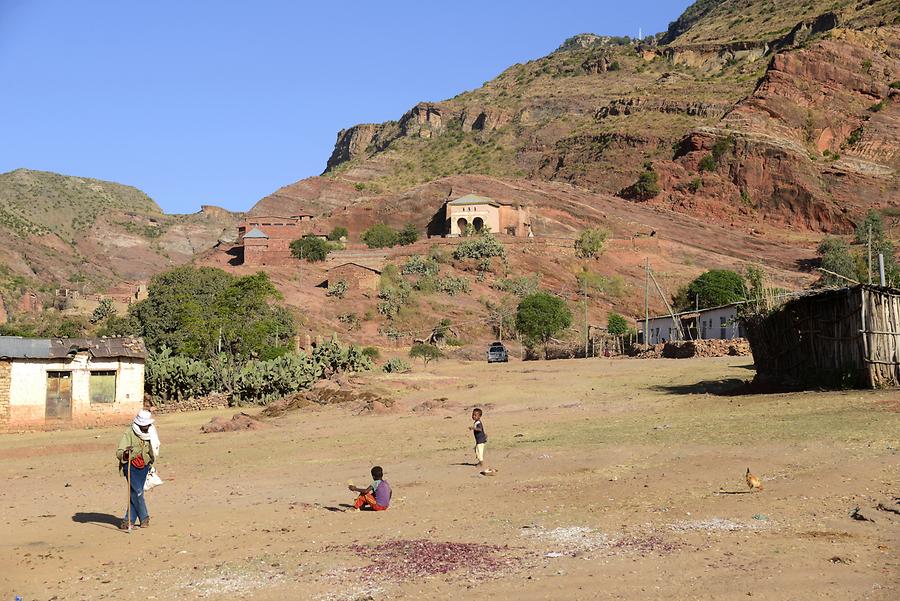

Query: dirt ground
left=1, top=356, right=898, bottom=600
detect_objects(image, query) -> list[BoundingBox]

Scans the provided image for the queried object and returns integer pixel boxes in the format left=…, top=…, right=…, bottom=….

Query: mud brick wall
left=0, top=360, right=10, bottom=430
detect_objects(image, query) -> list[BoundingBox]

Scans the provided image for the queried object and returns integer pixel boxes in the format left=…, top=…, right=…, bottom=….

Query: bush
left=429, top=244, right=449, bottom=264
left=608, top=60, right=621, bottom=71
left=621, top=168, right=660, bottom=200
left=397, top=223, right=419, bottom=246
left=577, top=270, right=626, bottom=297
left=362, top=223, right=399, bottom=248
left=688, top=177, right=702, bottom=193
left=90, top=298, right=115, bottom=324
left=409, top=343, right=444, bottom=366
left=453, top=232, right=506, bottom=260
left=574, top=227, right=611, bottom=258
left=698, top=153, right=717, bottom=172
left=290, top=236, right=330, bottom=262
left=361, top=346, right=381, bottom=360
left=327, top=226, right=348, bottom=241
left=516, top=291, right=573, bottom=349
left=378, top=281, right=413, bottom=318
left=607, top=312, right=629, bottom=336
left=382, top=357, right=411, bottom=373
left=402, top=255, right=438, bottom=276
left=869, top=100, right=885, bottom=113
left=337, top=312, right=360, bottom=329
left=437, top=275, right=471, bottom=296
left=493, top=274, right=540, bottom=297
left=326, top=280, right=349, bottom=298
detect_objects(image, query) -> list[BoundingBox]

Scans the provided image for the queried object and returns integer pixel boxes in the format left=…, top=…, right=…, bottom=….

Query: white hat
left=133, top=409, right=155, bottom=427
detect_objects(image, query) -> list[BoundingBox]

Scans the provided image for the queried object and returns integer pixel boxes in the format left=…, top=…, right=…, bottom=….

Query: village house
left=238, top=214, right=317, bottom=266
left=641, top=302, right=746, bottom=345
left=444, top=194, right=532, bottom=237
left=0, top=336, right=146, bottom=431
left=321, top=262, right=382, bottom=292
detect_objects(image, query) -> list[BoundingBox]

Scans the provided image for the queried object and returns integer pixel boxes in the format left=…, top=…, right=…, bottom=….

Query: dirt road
left=1, top=357, right=898, bottom=600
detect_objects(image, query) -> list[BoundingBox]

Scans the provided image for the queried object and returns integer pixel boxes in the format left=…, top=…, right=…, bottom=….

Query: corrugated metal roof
left=0, top=336, right=147, bottom=360
left=243, top=227, right=269, bottom=239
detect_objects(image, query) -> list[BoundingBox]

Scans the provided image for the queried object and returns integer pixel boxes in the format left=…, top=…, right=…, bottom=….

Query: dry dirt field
left=1, top=356, right=898, bottom=600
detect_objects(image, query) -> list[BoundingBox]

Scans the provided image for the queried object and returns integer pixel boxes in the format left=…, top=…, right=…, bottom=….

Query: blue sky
left=0, top=1, right=691, bottom=213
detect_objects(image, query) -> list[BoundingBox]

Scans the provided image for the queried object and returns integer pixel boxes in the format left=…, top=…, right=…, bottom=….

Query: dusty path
left=1, top=357, right=898, bottom=600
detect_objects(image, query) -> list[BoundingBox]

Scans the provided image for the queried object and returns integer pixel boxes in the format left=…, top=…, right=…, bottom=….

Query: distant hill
left=0, top=169, right=240, bottom=312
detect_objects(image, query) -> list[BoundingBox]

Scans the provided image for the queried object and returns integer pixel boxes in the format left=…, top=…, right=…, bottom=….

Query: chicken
left=746, top=468, right=763, bottom=491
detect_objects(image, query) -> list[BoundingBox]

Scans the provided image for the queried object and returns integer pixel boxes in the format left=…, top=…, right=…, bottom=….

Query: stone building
left=641, top=302, right=745, bottom=345
left=238, top=214, right=316, bottom=266
left=322, top=263, right=382, bottom=292
left=445, top=194, right=532, bottom=237
left=0, top=336, right=146, bottom=430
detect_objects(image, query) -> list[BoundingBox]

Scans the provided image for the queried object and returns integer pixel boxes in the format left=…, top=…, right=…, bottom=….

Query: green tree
left=397, top=223, right=419, bottom=246
left=855, top=210, right=884, bottom=245
left=409, top=342, right=443, bottom=366
left=90, top=298, right=115, bottom=324
left=290, top=236, right=330, bottom=262
left=361, top=223, right=399, bottom=248
left=327, top=226, right=349, bottom=241
left=816, top=237, right=857, bottom=286
left=606, top=312, right=628, bottom=336
left=674, top=269, right=746, bottom=310
left=122, top=266, right=295, bottom=360
left=516, top=291, right=573, bottom=353
left=574, top=227, right=611, bottom=258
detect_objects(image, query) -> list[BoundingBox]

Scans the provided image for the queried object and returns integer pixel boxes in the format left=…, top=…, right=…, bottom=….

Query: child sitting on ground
left=348, top=466, right=392, bottom=511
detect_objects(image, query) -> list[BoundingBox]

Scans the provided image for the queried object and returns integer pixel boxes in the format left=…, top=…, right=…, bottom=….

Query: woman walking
left=116, top=410, right=156, bottom=530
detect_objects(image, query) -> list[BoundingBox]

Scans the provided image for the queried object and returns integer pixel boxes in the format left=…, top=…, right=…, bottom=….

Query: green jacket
left=116, top=429, right=155, bottom=468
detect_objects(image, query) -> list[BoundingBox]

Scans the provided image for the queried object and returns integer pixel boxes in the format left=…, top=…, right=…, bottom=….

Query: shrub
left=327, top=226, right=348, bottom=241
left=382, top=357, right=411, bottom=373
left=409, top=343, right=444, bottom=366
left=577, top=270, right=626, bottom=297
left=361, top=346, right=381, bottom=360
left=574, top=227, right=611, bottom=258
left=621, top=168, right=660, bottom=200
left=453, top=232, right=506, bottom=260
left=607, top=312, right=629, bottom=336
left=290, top=236, right=330, bottom=262
left=868, top=100, right=885, bottom=113
left=326, top=280, right=348, bottom=298
left=397, top=223, right=419, bottom=246
left=378, top=281, right=413, bottom=318
left=429, top=245, right=449, bottom=264
left=362, top=223, right=399, bottom=248
left=688, top=177, right=702, bottom=193
left=402, top=255, right=438, bottom=276
left=90, top=298, right=115, bottom=324
left=845, top=127, right=863, bottom=147
left=437, top=275, right=471, bottom=296
left=698, top=153, right=717, bottom=172
left=890, top=81, right=900, bottom=90
left=337, top=312, right=360, bottom=329
left=493, top=274, right=540, bottom=297
left=608, top=61, right=621, bottom=71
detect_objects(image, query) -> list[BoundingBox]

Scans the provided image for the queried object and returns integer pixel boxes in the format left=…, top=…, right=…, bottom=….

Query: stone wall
left=0, top=360, right=10, bottom=430
left=146, top=393, right=230, bottom=414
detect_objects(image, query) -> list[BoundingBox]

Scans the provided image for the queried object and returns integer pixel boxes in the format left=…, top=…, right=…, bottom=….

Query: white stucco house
left=0, top=336, right=146, bottom=430
left=640, top=302, right=746, bottom=345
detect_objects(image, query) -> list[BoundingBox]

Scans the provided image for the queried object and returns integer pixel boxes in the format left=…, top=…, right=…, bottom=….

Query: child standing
left=348, top=466, right=392, bottom=511
left=470, top=408, right=487, bottom=467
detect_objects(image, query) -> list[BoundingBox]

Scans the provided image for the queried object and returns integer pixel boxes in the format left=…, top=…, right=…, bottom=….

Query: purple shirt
left=373, top=479, right=391, bottom=508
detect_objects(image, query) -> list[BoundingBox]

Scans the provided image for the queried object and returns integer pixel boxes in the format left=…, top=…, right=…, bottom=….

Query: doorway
left=46, top=371, right=73, bottom=420
left=473, top=217, right=484, bottom=232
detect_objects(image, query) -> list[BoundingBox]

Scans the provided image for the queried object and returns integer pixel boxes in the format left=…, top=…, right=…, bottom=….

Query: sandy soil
left=1, top=356, right=898, bottom=600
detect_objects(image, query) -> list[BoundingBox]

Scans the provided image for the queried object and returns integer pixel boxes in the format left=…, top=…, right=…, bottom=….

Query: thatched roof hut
left=744, top=285, right=900, bottom=389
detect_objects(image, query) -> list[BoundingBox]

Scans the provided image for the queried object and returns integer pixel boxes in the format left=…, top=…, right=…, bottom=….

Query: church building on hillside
left=237, top=214, right=320, bottom=266
left=444, top=194, right=532, bottom=237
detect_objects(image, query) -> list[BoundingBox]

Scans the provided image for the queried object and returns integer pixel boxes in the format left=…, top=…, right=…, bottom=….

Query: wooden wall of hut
left=860, top=286, right=900, bottom=388
left=745, top=285, right=900, bottom=389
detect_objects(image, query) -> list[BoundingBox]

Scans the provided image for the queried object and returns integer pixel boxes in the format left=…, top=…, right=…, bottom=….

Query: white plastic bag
left=144, top=466, right=164, bottom=491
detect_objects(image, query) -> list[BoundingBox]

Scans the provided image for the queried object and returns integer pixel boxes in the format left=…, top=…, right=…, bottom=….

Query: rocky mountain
left=0, top=169, right=240, bottom=311
left=282, top=0, right=897, bottom=238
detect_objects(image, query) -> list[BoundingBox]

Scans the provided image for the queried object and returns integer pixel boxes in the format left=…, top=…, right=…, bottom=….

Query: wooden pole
left=644, top=258, right=650, bottom=345
left=817, top=268, right=860, bottom=285
left=649, top=268, right=684, bottom=341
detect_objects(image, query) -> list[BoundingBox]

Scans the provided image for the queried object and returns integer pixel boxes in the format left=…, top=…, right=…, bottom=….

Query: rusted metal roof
left=0, top=336, right=147, bottom=360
